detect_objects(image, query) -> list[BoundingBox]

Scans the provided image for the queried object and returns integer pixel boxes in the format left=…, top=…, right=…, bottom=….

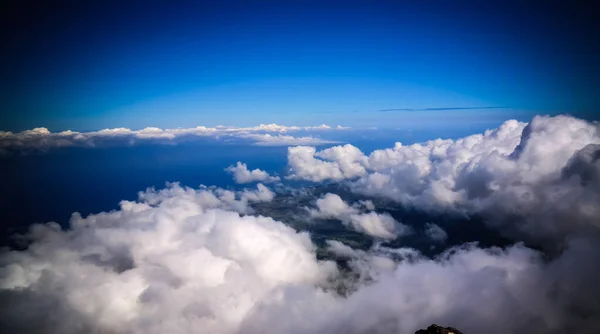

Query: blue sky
left=2, top=1, right=598, bottom=131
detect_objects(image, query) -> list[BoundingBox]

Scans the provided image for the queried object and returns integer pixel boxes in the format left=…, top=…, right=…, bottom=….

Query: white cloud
left=308, top=193, right=411, bottom=239
left=286, top=115, right=600, bottom=246
left=325, top=240, right=361, bottom=258
left=0, top=182, right=337, bottom=334
left=138, top=182, right=275, bottom=215
left=286, top=146, right=345, bottom=182
left=1, top=180, right=600, bottom=333
left=347, top=212, right=408, bottom=239
left=240, top=133, right=339, bottom=146
left=225, top=162, right=280, bottom=184
left=239, top=123, right=302, bottom=132
left=0, top=123, right=347, bottom=153
left=310, top=193, right=359, bottom=218
left=286, top=145, right=366, bottom=182
left=218, top=123, right=345, bottom=133
left=297, top=239, right=600, bottom=334
left=240, top=183, right=276, bottom=203
left=2, top=114, right=600, bottom=333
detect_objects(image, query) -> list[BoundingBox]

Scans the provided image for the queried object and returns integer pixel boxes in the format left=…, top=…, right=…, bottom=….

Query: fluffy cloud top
left=2, top=114, right=600, bottom=333
left=225, top=162, right=280, bottom=184
left=2, top=182, right=600, bottom=333
left=287, top=115, right=600, bottom=246
left=308, top=193, right=411, bottom=239
left=0, top=183, right=337, bottom=334
left=139, top=182, right=275, bottom=215
left=311, top=193, right=360, bottom=218
left=0, top=123, right=348, bottom=153
left=286, top=145, right=368, bottom=182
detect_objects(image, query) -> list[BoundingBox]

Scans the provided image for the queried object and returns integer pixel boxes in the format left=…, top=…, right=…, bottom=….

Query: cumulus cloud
left=346, top=212, right=407, bottom=240
left=307, top=238, right=600, bottom=334
left=239, top=183, right=276, bottom=203
left=310, top=193, right=360, bottom=218
left=225, top=162, right=280, bottom=184
left=0, top=123, right=347, bottom=153
left=0, top=182, right=337, bottom=334
left=287, top=115, right=600, bottom=247
left=2, top=182, right=599, bottom=333
left=286, top=145, right=367, bottom=182
left=136, top=182, right=275, bottom=216
left=308, top=193, right=411, bottom=239
left=3, top=114, right=600, bottom=334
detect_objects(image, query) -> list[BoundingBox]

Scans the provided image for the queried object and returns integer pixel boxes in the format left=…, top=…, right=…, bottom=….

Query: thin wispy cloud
left=377, top=106, right=508, bottom=112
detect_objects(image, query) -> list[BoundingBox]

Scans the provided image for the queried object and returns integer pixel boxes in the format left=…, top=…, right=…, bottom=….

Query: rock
left=415, top=324, right=463, bottom=334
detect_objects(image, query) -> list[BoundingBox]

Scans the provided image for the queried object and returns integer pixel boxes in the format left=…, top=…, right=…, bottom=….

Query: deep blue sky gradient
left=2, top=0, right=598, bottom=131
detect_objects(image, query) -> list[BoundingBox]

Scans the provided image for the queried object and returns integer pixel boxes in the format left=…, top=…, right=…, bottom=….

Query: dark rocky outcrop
left=415, top=324, right=463, bottom=334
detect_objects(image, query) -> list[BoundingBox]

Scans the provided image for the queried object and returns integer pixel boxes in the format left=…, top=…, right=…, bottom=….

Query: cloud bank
left=2, top=181, right=600, bottom=333
left=287, top=114, right=600, bottom=246
left=0, top=183, right=337, bottom=334
left=2, top=114, right=600, bottom=333
left=0, top=123, right=348, bottom=153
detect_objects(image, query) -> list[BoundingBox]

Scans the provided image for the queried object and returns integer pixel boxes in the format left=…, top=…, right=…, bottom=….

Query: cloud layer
left=287, top=115, right=600, bottom=246
left=2, top=181, right=600, bottom=333
left=0, top=183, right=337, bottom=334
left=0, top=123, right=347, bottom=153
left=2, top=114, right=600, bottom=333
